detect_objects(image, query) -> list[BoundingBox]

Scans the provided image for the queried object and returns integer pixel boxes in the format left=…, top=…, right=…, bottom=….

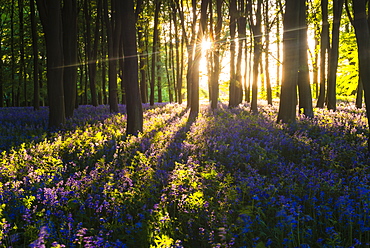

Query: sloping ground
left=0, top=102, right=369, bottom=247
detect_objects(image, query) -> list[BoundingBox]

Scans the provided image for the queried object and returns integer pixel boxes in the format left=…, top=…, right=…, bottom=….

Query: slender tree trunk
left=84, top=0, right=100, bottom=107
left=189, top=0, right=208, bottom=120
left=245, top=34, right=253, bottom=102
left=157, top=34, right=162, bottom=103
left=18, top=0, right=26, bottom=106
left=264, top=0, right=272, bottom=105
left=210, top=0, right=222, bottom=109
left=276, top=0, right=282, bottom=98
left=186, top=1, right=197, bottom=108
left=63, top=0, right=78, bottom=118
left=11, top=0, right=15, bottom=106
left=165, top=30, right=174, bottom=103
left=236, top=0, right=246, bottom=104
left=327, top=0, right=344, bottom=111
left=121, top=0, right=143, bottom=135
left=101, top=25, right=108, bottom=105
left=104, top=0, right=119, bottom=113
left=136, top=0, right=148, bottom=104
left=36, top=0, right=66, bottom=128
left=316, top=0, right=329, bottom=108
left=171, top=2, right=182, bottom=104
left=249, top=0, right=262, bottom=112
left=137, top=22, right=148, bottom=103
left=356, top=78, right=363, bottom=109
left=150, top=0, right=161, bottom=106
left=297, top=0, right=314, bottom=118
left=352, top=0, right=370, bottom=150
left=228, top=0, right=237, bottom=107
left=30, top=0, right=39, bottom=110
left=277, top=0, right=300, bottom=123
left=313, top=31, right=319, bottom=98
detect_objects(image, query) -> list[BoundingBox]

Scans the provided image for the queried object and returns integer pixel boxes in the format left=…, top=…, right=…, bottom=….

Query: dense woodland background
left=0, top=0, right=370, bottom=134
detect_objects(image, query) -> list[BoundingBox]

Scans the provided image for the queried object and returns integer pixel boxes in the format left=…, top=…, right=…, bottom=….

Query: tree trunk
left=137, top=3, right=148, bottom=104
left=277, top=0, right=300, bottom=123
left=36, top=0, right=66, bottom=128
left=327, top=0, right=344, bottom=111
left=213, top=0, right=223, bottom=109
left=84, top=0, right=100, bottom=107
left=189, top=0, right=208, bottom=120
left=356, top=78, right=363, bottom=109
left=236, top=0, right=246, bottom=104
left=30, top=0, right=39, bottom=110
left=264, top=0, right=272, bottom=105
left=18, top=0, right=26, bottom=106
left=11, top=0, right=15, bottom=106
left=104, top=0, right=119, bottom=113
left=121, top=0, right=143, bottom=135
left=171, top=2, right=183, bottom=104
left=249, top=0, right=262, bottom=112
left=276, top=0, right=282, bottom=98
left=316, top=0, right=329, bottom=108
left=297, top=0, right=314, bottom=118
left=150, top=0, right=161, bottom=106
left=63, top=0, right=78, bottom=118
left=157, top=34, right=162, bottom=103
left=228, top=0, right=237, bottom=107
left=352, top=0, right=370, bottom=150
left=101, top=25, right=108, bottom=105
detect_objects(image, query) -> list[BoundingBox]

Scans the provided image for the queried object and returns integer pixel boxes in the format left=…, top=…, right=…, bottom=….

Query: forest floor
left=0, top=101, right=369, bottom=247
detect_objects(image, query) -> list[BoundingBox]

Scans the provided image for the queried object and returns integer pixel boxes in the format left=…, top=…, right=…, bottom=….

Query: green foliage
left=337, top=29, right=359, bottom=96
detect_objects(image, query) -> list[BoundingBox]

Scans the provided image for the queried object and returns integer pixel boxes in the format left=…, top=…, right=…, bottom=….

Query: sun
left=201, top=38, right=212, bottom=51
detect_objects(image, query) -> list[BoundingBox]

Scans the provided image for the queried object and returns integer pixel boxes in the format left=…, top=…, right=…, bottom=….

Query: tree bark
left=264, top=0, right=272, bottom=105
left=210, top=0, right=223, bottom=109
left=316, top=0, right=329, bottom=108
left=104, top=0, right=119, bottom=113
left=137, top=0, right=148, bottom=104
left=249, top=0, right=262, bottom=112
left=277, top=0, right=300, bottom=123
left=36, top=0, right=66, bottom=128
left=356, top=78, right=363, bottom=109
left=352, top=0, right=370, bottom=150
left=30, top=0, right=39, bottom=110
left=327, top=0, right=344, bottom=111
left=121, top=0, right=143, bottom=135
left=189, top=0, right=208, bottom=120
left=18, top=0, right=26, bottom=106
left=150, top=0, right=161, bottom=106
left=236, top=0, right=246, bottom=104
left=84, top=0, right=100, bottom=107
left=228, top=0, right=237, bottom=107
left=63, top=0, right=78, bottom=118
left=297, top=0, right=314, bottom=118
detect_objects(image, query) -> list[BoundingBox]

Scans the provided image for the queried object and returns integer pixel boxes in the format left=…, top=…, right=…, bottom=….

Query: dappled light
left=1, top=0, right=370, bottom=247
left=1, top=103, right=369, bottom=247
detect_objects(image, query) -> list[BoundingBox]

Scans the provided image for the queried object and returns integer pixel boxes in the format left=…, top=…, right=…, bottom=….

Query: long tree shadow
left=0, top=103, right=177, bottom=153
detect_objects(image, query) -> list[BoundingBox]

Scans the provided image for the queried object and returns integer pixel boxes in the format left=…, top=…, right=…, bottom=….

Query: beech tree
left=327, top=0, right=344, bottom=111
left=36, top=0, right=66, bottom=128
left=277, top=0, right=300, bottom=123
left=103, top=0, right=120, bottom=113
left=63, top=0, right=78, bottom=118
left=248, top=0, right=263, bottom=112
left=316, top=0, right=329, bottom=108
left=121, top=0, right=143, bottom=135
left=352, top=0, right=370, bottom=149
